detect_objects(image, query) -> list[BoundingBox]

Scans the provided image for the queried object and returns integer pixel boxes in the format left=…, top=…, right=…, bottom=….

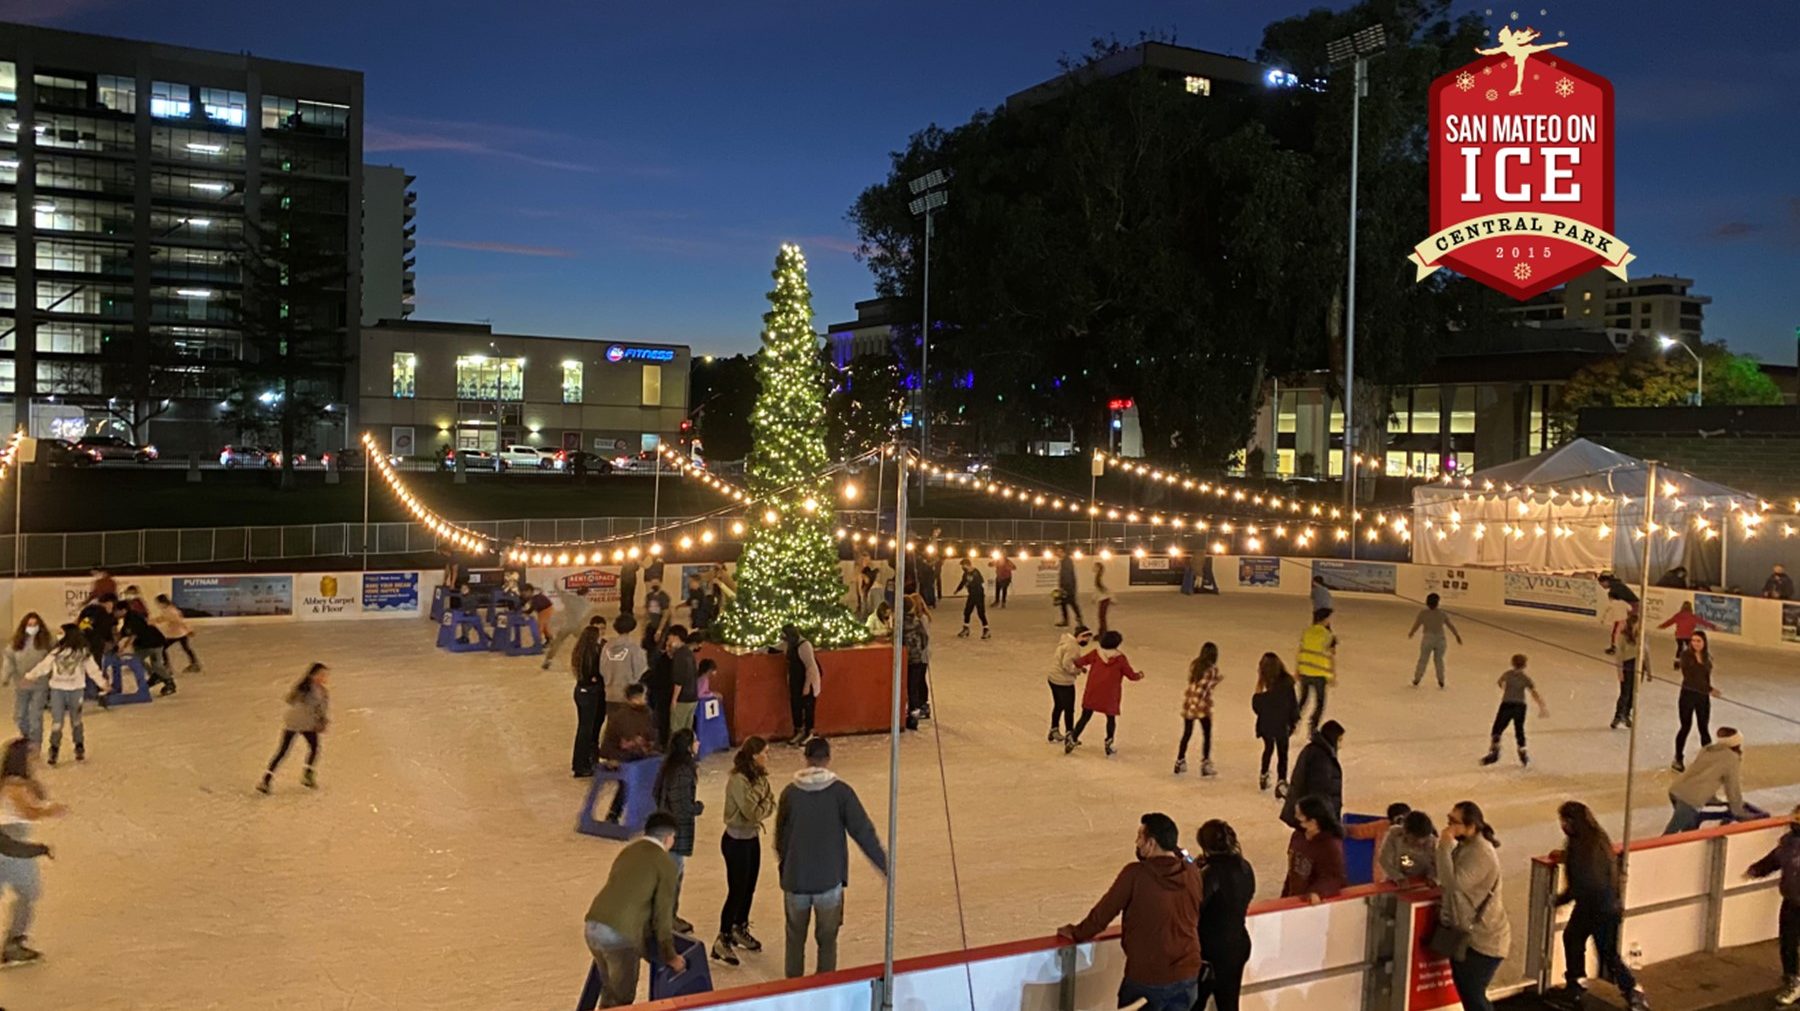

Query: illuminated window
left=1582, top=290, right=1593, bottom=301
left=200, top=88, right=246, bottom=127
left=1184, top=75, right=1212, bottom=96
left=455, top=355, right=523, bottom=400
left=392, top=352, right=416, bottom=399
left=561, top=360, right=583, bottom=404
left=641, top=365, right=663, bottom=406
left=0, top=62, right=16, bottom=103
left=150, top=81, right=191, bottom=120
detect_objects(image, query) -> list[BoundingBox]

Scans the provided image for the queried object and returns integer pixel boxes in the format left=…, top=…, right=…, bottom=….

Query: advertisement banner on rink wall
left=298, top=573, right=359, bottom=619
left=1406, top=903, right=1462, bottom=1010
left=362, top=572, right=420, bottom=613
left=1128, top=555, right=1184, bottom=586
left=172, top=575, right=294, bottom=618
left=1314, top=560, right=1397, bottom=594
left=1503, top=571, right=1599, bottom=616
left=1784, top=603, right=1800, bottom=644
left=1694, top=593, right=1742, bottom=636
left=1034, top=560, right=1062, bottom=589
left=55, top=578, right=91, bottom=622
left=1238, top=557, right=1281, bottom=588
left=559, top=568, right=620, bottom=602
left=1422, top=567, right=1472, bottom=600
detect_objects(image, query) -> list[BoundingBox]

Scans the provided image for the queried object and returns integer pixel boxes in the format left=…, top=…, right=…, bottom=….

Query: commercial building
left=1502, top=268, right=1710, bottom=344
left=1006, top=41, right=1271, bottom=109
left=359, top=319, right=690, bottom=459
left=361, top=163, right=415, bottom=325
left=825, top=295, right=903, bottom=368
left=0, top=23, right=362, bottom=452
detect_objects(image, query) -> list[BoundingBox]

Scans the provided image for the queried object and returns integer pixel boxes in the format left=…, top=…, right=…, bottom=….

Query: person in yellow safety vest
left=1296, top=608, right=1337, bottom=735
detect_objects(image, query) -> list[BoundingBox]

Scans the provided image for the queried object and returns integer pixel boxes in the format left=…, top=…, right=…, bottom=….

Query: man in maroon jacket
left=1058, top=812, right=1203, bottom=1011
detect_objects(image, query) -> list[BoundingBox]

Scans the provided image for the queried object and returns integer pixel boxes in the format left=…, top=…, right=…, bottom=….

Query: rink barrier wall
left=1523, top=816, right=1789, bottom=992
left=630, top=881, right=1426, bottom=1011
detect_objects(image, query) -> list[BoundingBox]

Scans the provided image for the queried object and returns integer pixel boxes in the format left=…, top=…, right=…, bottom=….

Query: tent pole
left=1719, top=518, right=1729, bottom=591
left=1620, top=460, right=1657, bottom=881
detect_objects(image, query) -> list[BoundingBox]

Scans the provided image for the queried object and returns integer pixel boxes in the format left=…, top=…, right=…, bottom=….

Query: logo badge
left=1411, top=28, right=1632, bottom=299
left=605, top=344, right=627, bottom=362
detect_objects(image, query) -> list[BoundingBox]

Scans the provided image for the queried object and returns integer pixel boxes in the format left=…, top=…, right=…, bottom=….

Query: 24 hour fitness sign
left=1411, top=27, right=1632, bottom=299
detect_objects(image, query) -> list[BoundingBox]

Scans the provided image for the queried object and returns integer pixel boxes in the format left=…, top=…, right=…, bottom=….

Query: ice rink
left=7, top=584, right=1799, bottom=1010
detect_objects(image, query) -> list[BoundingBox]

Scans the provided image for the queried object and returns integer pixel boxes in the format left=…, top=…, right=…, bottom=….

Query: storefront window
left=561, top=360, right=582, bottom=404
left=640, top=365, right=662, bottom=406
left=455, top=355, right=523, bottom=400
left=392, top=352, right=416, bottom=398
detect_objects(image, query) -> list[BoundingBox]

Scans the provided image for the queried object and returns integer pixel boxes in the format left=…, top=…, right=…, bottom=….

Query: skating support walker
left=694, top=695, right=730, bottom=759
left=574, top=933, right=710, bottom=1008
left=436, top=609, right=489, bottom=652
left=575, top=757, right=658, bottom=840
left=489, top=609, right=544, bottom=657
left=88, top=653, right=152, bottom=706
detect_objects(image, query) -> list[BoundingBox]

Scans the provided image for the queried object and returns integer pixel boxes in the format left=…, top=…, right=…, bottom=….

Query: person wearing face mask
left=1057, top=812, right=1202, bottom=1011
left=1746, top=804, right=1800, bottom=1006
left=1436, top=801, right=1510, bottom=1011
left=3, top=615, right=53, bottom=752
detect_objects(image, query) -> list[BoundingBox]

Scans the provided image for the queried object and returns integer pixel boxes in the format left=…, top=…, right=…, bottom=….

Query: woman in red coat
left=1063, top=630, right=1145, bottom=758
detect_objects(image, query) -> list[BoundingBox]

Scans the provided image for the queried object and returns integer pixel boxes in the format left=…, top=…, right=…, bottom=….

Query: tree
left=226, top=211, right=350, bottom=487
left=1556, top=341, right=1783, bottom=433
left=689, top=353, right=759, bottom=461
left=715, top=245, right=865, bottom=649
left=825, top=352, right=906, bottom=460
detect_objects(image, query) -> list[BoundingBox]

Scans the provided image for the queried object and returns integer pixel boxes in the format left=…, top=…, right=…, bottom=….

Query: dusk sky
left=9, top=0, right=1798, bottom=361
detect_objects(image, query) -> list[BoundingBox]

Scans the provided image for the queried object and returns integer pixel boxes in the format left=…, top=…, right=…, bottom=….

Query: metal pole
left=874, top=451, right=885, bottom=539
left=880, top=444, right=908, bottom=1010
left=1620, top=461, right=1657, bottom=876
left=652, top=451, right=662, bottom=529
left=1695, top=351, right=1704, bottom=407
left=362, top=453, right=371, bottom=571
left=1342, top=55, right=1365, bottom=515
left=918, top=211, right=932, bottom=505
left=1089, top=462, right=1098, bottom=548
left=11, top=453, right=22, bottom=618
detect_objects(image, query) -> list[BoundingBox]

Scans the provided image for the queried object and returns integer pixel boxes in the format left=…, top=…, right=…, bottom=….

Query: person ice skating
left=151, top=594, right=201, bottom=673
left=116, top=596, right=176, bottom=696
left=1672, top=629, right=1720, bottom=772
left=1094, top=562, right=1115, bottom=634
left=540, top=586, right=597, bottom=671
left=1548, top=801, right=1650, bottom=1010
left=29, top=624, right=100, bottom=766
left=1612, top=611, right=1644, bottom=730
left=571, top=624, right=605, bottom=778
left=653, top=727, right=702, bottom=934
left=1175, top=641, right=1221, bottom=776
left=1280, top=720, right=1344, bottom=829
left=953, top=558, right=989, bottom=639
left=641, top=577, right=672, bottom=649
left=523, top=583, right=554, bottom=644
left=774, top=737, right=887, bottom=979
left=901, top=597, right=931, bottom=728
left=599, top=614, right=648, bottom=727
left=714, top=736, right=775, bottom=966
left=1743, top=803, right=1800, bottom=1006
left=1378, top=811, right=1439, bottom=883
left=1597, top=574, right=1638, bottom=655
left=643, top=631, right=675, bottom=748
left=1180, top=551, right=1198, bottom=596
left=4, top=615, right=51, bottom=753
left=1664, top=729, right=1750, bottom=834
left=782, top=625, right=822, bottom=746
left=74, top=593, right=116, bottom=703
left=1282, top=796, right=1348, bottom=904
left=1047, top=625, right=1091, bottom=743
left=583, top=811, right=686, bottom=1007
left=1764, top=564, right=1796, bottom=601
left=864, top=601, right=893, bottom=642
left=1407, top=593, right=1463, bottom=688
left=994, top=553, right=1015, bottom=608
left=256, top=663, right=330, bottom=794
left=618, top=558, right=641, bottom=616
left=1295, top=608, right=1336, bottom=734
left=681, top=573, right=716, bottom=634
left=1310, top=575, right=1333, bottom=613
left=86, top=568, right=116, bottom=603
left=1252, top=652, right=1300, bottom=796
left=1056, top=547, right=1084, bottom=627
left=1065, top=630, right=1146, bottom=757
left=1437, top=801, right=1510, bottom=1011
left=1, top=737, right=65, bottom=967
left=599, top=685, right=659, bottom=763
left=918, top=548, right=941, bottom=609
left=1658, top=601, right=1716, bottom=661
left=1193, top=819, right=1255, bottom=1011
left=664, top=626, right=700, bottom=740
left=1057, top=812, right=1203, bottom=1011
left=1475, top=24, right=1569, bottom=96
left=1482, top=654, right=1548, bottom=768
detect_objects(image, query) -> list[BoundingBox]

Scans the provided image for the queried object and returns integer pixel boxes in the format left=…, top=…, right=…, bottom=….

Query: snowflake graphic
left=1456, top=70, right=1476, bottom=92
left=1513, top=262, right=1533, bottom=281
left=1485, top=88, right=1500, bottom=102
left=1554, top=77, right=1575, bottom=98
left=1483, top=65, right=1494, bottom=75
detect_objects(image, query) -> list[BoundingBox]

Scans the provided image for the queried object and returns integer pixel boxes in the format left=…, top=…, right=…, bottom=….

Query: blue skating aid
left=694, top=695, right=730, bottom=759
left=105, top=653, right=153, bottom=706
left=575, top=757, right=658, bottom=840
left=436, top=609, right=489, bottom=652
left=505, top=615, right=544, bottom=657
left=573, top=934, right=712, bottom=1008
left=429, top=585, right=448, bottom=623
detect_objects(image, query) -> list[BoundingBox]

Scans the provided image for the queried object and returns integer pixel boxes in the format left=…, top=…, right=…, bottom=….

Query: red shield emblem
left=1412, top=31, right=1632, bottom=299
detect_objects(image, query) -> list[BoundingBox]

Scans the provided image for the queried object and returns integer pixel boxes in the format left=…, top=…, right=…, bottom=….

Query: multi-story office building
left=1006, top=41, right=1271, bottom=109
left=361, top=163, right=415, bottom=325
left=1503, top=268, right=1710, bottom=344
left=360, top=319, right=690, bottom=459
left=825, top=295, right=904, bottom=368
left=0, top=23, right=362, bottom=452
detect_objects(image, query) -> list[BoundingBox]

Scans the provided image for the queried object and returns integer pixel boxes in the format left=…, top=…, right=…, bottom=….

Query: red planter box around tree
left=696, top=642, right=901, bottom=743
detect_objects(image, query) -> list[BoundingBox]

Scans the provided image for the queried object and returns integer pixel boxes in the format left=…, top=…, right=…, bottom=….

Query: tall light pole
left=907, top=169, right=948, bottom=490
left=1658, top=335, right=1703, bottom=406
left=1327, top=24, right=1386, bottom=512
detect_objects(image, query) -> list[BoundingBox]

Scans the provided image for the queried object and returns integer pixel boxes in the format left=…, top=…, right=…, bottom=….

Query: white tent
left=1410, top=439, right=1759, bottom=582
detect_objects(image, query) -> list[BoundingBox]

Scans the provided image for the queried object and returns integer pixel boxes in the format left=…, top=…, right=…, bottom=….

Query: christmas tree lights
left=716, top=245, right=866, bottom=648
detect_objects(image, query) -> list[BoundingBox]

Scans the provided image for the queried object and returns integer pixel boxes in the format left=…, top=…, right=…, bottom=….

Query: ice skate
left=1103, top=738, right=1116, bottom=757
left=159, top=682, right=177, bottom=696
left=74, top=743, right=84, bottom=763
left=1671, top=758, right=1685, bottom=773
left=980, top=627, right=990, bottom=640
left=1610, top=717, right=1625, bottom=730
left=1048, top=728, right=1063, bottom=743
left=1480, top=746, right=1500, bottom=766
left=185, top=662, right=202, bottom=673
left=1, top=936, right=43, bottom=967
left=673, top=916, right=694, bottom=934
left=1173, top=759, right=1187, bottom=775
left=1201, top=759, right=1217, bottom=777
left=1064, top=735, right=1081, bottom=755
left=1774, top=975, right=1800, bottom=1007
left=46, top=743, right=58, bottom=767
left=256, top=774, right=272, bottom=794
left=302, top=767, right=317, bottom=789
left=731, top=925, right=762, bottom=952
left=1624, top=988, right=1650, bottom=1011
left=1259, top=772, right=1270, bottom=792
left=1518, top=748, right=1530, bottom=768
left=1541, top=983, right=1584, bottom=1009
left=787, top=731, right=809, bottom=747
left=957, top=626, right=970, bottom=638
left=711, top=935, right=740, bottom=965
left=1274, top=780, right=1289, bottom=799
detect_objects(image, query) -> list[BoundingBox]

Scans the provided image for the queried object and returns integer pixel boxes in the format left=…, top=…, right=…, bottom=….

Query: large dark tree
left=689, top=353, right=759, bottom=461
left=825, top=352, right=906, bottom=460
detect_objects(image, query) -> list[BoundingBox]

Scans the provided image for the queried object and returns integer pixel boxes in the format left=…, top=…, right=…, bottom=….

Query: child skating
left=1064, top=630, right=1144, bottom=757
left=1094, top=562, right=1114, bottom=634
left=1175, top=641, right=1222, bottom=776
left=257, top=663, right=330, bottom=793
left=953, top=558, right=989, bottom=639
left=1482, top=653, right=1548, bottom=767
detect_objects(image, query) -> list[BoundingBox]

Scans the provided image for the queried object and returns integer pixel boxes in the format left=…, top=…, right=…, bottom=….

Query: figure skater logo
left=1475, top=25, right=1569, bottom=96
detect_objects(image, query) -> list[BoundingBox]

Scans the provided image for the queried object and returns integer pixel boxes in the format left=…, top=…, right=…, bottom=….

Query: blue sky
left=9, top=0, right=1799, bottom=361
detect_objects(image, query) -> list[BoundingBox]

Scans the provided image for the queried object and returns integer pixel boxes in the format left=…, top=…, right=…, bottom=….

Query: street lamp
left=1327, top=23, right=1386, bottom=515
left=907, top=169, right=948, bottom=474
left=1658, top=335, right=1703, bottom=406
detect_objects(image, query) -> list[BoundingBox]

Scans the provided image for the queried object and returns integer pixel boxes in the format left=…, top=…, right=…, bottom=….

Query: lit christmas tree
left=716, top=244, right=867, bottom=648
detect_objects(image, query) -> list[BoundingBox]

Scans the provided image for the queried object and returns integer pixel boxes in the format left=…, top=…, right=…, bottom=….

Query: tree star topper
left=1410, top=27, right=1634, bottom=299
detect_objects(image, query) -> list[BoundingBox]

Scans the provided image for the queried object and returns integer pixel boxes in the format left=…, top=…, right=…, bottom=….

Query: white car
left=496, top=444, right=550, bottom=470
left=536, top=447, right=565, bottom=469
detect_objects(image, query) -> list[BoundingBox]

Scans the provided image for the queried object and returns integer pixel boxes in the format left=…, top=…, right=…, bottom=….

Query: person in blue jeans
left=1437, top=801, right=1510, bottom=1011
left=1058, top=812, right=1203, bottom=1011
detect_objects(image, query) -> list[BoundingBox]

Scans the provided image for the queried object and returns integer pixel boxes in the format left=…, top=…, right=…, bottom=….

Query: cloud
left=366, top=116, right=672, bottom=177
left=0, top=0, right=108, bottom=22
left=419, top=239, right=578, bottom=259
left=366, top=125, right=599, bottom=174
left=1710, top=221, right=1761, bottom=239
left=795, top=234, right=861, bottom=255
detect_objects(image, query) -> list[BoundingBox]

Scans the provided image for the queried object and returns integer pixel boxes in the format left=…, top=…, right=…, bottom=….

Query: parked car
left=535, top=446, right=564, bottom=469
left=440, top=448, right=502, bottom=472
left=219, top=445, right=277, bottom=468
left=496, top=444, right=551, bottom=470
left=35, top=438, right=100, bottom=467
left=76, top=434, right=158, bottom=463
left=557, top=450, right=614, bottom=475
left=330, top=447, right=404, bottom=470
left=611, top=450, right=659, bottom=472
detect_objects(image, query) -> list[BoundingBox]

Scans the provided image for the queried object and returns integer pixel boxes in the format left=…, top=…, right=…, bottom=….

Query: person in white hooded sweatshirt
left=774, top=737, right=887, bottom=979
left=597, top=613, right=648, bottom=729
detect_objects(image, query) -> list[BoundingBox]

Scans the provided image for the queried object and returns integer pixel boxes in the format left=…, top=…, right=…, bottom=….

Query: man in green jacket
left=584, top=812, right=687, bottom=1006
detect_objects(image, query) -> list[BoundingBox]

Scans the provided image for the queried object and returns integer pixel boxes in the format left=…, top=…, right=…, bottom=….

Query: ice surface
left=6, top=589, right=1798, bottom=1009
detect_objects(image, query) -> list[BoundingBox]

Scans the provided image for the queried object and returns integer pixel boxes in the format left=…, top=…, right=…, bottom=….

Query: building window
left=0, top=62, right=16, bottom=103
left=150, top=81, right=191, bottom=120
left=640, top=365, right=662, bottom=406
left=97, top=75, right=135, bottom=114
left=1184, top=75, right=1212, bottom=96
left=392, top=352, right=416, bottom=399
left=200, top=88, right=246, bottom=128
left=455, top=355, right=523, bottom=401
left=561, top=360, right=583, bottom=404
left=1582, top=290, right=1593, bottom=302
left=33, top=74, right=87, bottom=109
